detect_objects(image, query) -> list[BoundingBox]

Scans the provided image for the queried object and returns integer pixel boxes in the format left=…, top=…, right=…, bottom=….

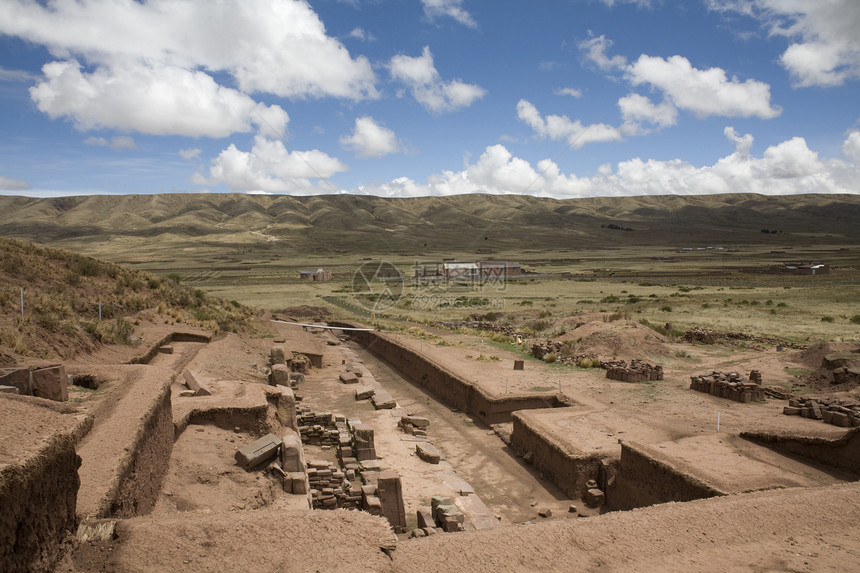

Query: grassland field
left=121, top=242, right=860, bottom=345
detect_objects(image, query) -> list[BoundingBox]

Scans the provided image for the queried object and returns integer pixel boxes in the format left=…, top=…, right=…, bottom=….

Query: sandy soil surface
left=13, top=311, right=858, bottom=571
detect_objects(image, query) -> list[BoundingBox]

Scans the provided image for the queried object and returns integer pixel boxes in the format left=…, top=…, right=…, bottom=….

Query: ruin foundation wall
left=611, top=441, right=724, bottom=511
left=0, top=433, right=80, bottom=572
left=509, top=412, right=603, bottom=499
left=107, top=387, right=174, bottom=518
left=740, top=428, right=860, bottom=476
left=336, top=322, right=562, bottom=425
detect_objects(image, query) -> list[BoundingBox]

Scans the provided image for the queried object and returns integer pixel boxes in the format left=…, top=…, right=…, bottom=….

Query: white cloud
left=0, top=174, right=31, bottom=191
left=340, top=116, right=401, bottom=159
left=516, top=100, right=624, bottom=147
left=843, top=130, right=860, bottom=163
left=618, top=93, right=678, bottom=130
left=580, top=35, right=628, bottom=71
left=710, top=0, right=860, bottom=87
left=0, top=0, right=377, bottom=100
left=554, top=87, right=583, bottom=98
left=30, top=60, right=290, bottom=138
left=389, top=46, right=486, bottom=113
left=83, top=134, right=136, bottom=149
left=179, top=148, right=202, bottom=160
left=347, top=130, right=859, bottom=198
left=723, top=126, right=754, bottom=158
left=347, top=28, right=375, bottom=42
left=0, top=66, right=36, bottom=82
left=195, top=135, right=348, bottom=193
left=626, top=54, right=781, bottom=119
left=0, top=0, right=373, bottom=140
left=421, top=0, right=477, bottom=28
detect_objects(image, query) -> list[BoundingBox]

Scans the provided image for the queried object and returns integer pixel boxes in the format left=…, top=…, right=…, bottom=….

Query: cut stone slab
left=270, top=364, right=289, bottom=387
left=454, top=495, right=501, bottom=530
left=235, top=433, right=281, bottom=469
left=354, top=385, right=375, bottom=400
left=377, top=470, right=407, bottom=531
left=31, top=364, right=67, bottom=402
left=182, top=369, right=212, bottom=397
left=281, top=434, right=303, bottom=473
left=402, top=415, right=430, bottom=428
left=585, top=488, right=605, bottom=508
left=270, top=346, right=287, bottom=365
left=0, top=367, right=30, bottom=395
left=372, top=391, right=396, bottom=410
left=417, top=506, right=434, bottom=529
left=339, top=371, right=359, bottom=384
left=0, top=385, right=19, bottom=394
left=416, top=442, right=441, bottom=464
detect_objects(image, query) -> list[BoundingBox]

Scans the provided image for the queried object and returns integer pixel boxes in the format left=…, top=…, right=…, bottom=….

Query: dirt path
left=348, top=342, right=574, bottom=524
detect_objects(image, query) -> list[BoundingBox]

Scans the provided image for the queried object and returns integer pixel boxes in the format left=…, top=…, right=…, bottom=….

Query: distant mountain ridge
left=1, top=193, right=858, bottom=255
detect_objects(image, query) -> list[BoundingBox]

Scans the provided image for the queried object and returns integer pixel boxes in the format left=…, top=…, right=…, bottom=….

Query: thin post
left=20, top=287, right=24, bottom=316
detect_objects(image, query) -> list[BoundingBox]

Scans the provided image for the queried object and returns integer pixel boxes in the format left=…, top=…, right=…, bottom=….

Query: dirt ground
left=13, top=311, right=858, bottom=571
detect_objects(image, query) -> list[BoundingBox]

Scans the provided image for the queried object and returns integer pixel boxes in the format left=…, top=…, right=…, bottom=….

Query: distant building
left=299, top=268, right=332, bottom=281
left=783, top=263, right=829, bottom=275
left=479, top=261, right=521, bottom=277
left=443, top=262, right=479, bottom=281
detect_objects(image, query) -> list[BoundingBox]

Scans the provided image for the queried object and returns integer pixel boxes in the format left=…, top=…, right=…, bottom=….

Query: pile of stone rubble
left=689, top=370, right=765, bottom=402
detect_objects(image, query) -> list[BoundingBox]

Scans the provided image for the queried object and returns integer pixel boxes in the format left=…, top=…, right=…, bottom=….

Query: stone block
left=0, top=367, right=30, bottom=395
left=513, top=360, right=524, bottom=370
left=235, top=433, right=281, bottom=469
left=416, top=442, right=441, bottom=464
left=339, top=371, right=359, bottom=384
left=182, top=369, right=211, bottom=397
left=403, top=415, right=430, bottom=428
left=377, top=470, right=407, bottom=530
left=584, top=488, right=605, bottom=508
left=830, top=412, right=851, bottom=427
left=809, top=401, right=823, bottom=420
left=417, top=506, right=435, bottom=529
left=354, top=385, right=375, bottom=400
left=281, top=434, right=303, bottom=473
left=783, top=406, right=801, bottom=415
left=0, top=385, right=19, bottom=394
left=270, top=346, right=287, bottom=365
left=372, top=390, right=396, bottom=409
left=159, top=344, right=174, bottom=354
left=270, top=364, right=289, bottom=387
left=31, top=365, right=67, bottom=402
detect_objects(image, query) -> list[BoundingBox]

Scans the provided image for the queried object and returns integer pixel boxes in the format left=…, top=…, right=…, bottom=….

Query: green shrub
left=851, top=315, right=860, bottom=325
left=821, top=316, right=835, bottom=323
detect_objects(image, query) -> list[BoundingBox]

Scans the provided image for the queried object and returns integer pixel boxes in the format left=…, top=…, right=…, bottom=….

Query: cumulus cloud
left=0, top=0, right=375, bottom=139
left=579, top=35, right=780, bottom=121
left=340, top=116, right=401, bottom=159
left=626, top=54, right=781, bottom=119
left=30, top=60, right=290, bottom=138
left=709, top=0, right=860, bottom=87
left=618, top=94, right=678, bottom=130
left=84, top=135, right=136, bottom=150
left=347, top=129, right=859, bottom=198
left=0, top=174, right=31, bottom=191
left=421, top=0, right=477, bottom=28
left=843, top=130, right=860, bottom=163
left=194, top=135, right=348, bottom=193
left=554, top=87, right=583, bottom=98
left=179, top=148, right=202, bottom=160
left=516, top=100, right=624, bottom=147
left=389, top=46, right=486, bottom=113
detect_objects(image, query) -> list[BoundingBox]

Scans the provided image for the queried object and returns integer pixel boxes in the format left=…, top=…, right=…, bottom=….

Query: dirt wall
left=107, top=385, right=174, bottom=518
left=611, top=441, right=724, bottom=511
left=509, top=412, right=604, bottom=499
left=740, top=428, right=860, bottom=476
left=0, top=433, right=80, bottom=572
left=336, top=322, right=562, bottom=425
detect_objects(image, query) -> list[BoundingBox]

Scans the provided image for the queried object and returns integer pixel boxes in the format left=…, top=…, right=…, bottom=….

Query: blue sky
left=0, top=0, right=858, bottom=198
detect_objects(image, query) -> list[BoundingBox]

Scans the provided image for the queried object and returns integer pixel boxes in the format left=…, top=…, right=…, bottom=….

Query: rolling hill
left=0, top=193, right=858, bottom=259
